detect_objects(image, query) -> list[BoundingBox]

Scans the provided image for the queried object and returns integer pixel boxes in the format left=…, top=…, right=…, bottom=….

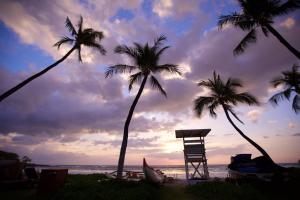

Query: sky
left=0, top=0, right=299, bottom=166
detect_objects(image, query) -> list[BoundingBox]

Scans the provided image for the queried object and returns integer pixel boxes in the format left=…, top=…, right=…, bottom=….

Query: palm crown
left=193, top=72, right=277, bottom=164
left=194, top=71, right=259, bottom=123
left=105, top=35, right=181, bottom=96
left=270, top=65, right=300, bottom=113
left=218, top=0, right=300, bottom=55
left=0, top=15, right=106, bottom=103
left=54, top=16, right=106, bottom=61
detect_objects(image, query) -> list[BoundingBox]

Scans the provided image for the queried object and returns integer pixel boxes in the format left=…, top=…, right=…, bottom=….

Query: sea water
left=36, top=163, right=299, bottom=179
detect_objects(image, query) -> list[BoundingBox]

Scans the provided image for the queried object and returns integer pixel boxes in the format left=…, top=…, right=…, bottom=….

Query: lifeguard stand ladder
left=175, top=129, right=210, bottom=180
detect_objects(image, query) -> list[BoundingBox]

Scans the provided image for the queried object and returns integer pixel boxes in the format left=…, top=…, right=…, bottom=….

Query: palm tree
left=194, top=71, right=275, bottom=164
left=218, top=0, right=300, bottom=59
left=270, top=65, right=300, bottom=113
left=0, top=16, right=106, bottom=102
left=105, top=35, right=181, bottom=178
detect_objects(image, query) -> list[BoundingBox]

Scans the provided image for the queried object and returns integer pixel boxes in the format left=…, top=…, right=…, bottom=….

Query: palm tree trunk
left=222, top=105, right=275, bottom=164
left=0, top=46, right=77, bottom=102
left=266, top=24, right=300, bottom=59
left=116, top=75, right=148, bottom=179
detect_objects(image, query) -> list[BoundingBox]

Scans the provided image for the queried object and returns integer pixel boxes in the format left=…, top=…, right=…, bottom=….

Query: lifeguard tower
left=175, top=129, right=210, bottom=180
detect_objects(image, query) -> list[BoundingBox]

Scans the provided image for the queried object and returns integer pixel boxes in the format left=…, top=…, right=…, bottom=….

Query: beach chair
left=37, top=169, right=68, bottom=194
left=175, top=129, right=210, bottom=180
left=24, top=167, right=39, bottom=181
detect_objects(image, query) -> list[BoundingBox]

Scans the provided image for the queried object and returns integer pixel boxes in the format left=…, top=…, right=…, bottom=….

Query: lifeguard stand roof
left=175, top=129, right=211, bottom=138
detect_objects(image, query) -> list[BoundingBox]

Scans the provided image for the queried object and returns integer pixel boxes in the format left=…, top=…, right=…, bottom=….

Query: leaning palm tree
left=194, top=71, right=275, bottom=164
left=270, top=65, right=300, bottom=113
left=105, top=35, right=181, bottom=178
left=218, top=0, right=300, bottom=59
left=0, top=16, right=106, bottom=102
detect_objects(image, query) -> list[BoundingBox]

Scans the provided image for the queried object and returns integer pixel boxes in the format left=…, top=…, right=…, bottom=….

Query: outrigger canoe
left=143, top=158, right=164, bottom=184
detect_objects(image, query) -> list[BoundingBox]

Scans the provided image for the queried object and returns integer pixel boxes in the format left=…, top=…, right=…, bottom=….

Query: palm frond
left=226, top=78, right=243, bottom=88
left=292, top=94, right=300, bottom=113
left=218, top=12, right=243, bottom=28
left=234, top=29, right=257, bottom=55
left=261, top=26, right=269, bottom=37
left=155, top=64, right=181, bottom=75
left=273, top=0, right=300, bottom=16
left=234, top=18, right=256, bottom=31
left=65, top=17, right=77, bottom=36
left=197, top=80, right=213, bottom=88
left=269, top=89, right=292, bottom=104
left=84, top=41, right=106, bottom=55
left=129, top=72, right=143, bottom=91
left=237, top=0, right=247, bottom=9
left=235, top=92, right=259, bottom=105
left=114, top=45, right=139, bottom=59
left=154, top=35, right=167, bottom=47
left=78, top=15, right=83, bottom=33
left=150, top=75, right=167, bottom=97
left=208, top=100, right=219, bottom=118
left=93, top=31, right=104, bottom=40
left=133, top=42, right=144, bottom=56
left=77, top=46, right=82, bottom=62
left=194, top=96, right=215, bottom=117
left=271, top=76, right=285, bottom=88
left=105, top=64, right=137, bottom=78
left=155, top=46, right=170, bottom=58
left=53, top=36, right=74, bottom=49
left=228, top=107, right=244, bottom=124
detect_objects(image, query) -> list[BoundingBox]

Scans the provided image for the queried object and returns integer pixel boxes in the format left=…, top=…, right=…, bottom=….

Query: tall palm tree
left=218, top=0, right=300, bottom=59
left=105, top=35, right=181, bottom=178
left=270, top=65, right=300, bottom=113
left=194, top=71, right=275, bottom=164
left=0, top=16, right=106, bottom=102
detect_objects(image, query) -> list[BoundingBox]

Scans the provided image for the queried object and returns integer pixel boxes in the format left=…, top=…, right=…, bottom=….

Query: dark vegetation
left=1, top=172, right=300, bottom=200
left=0, top=0, right=299, bottom=179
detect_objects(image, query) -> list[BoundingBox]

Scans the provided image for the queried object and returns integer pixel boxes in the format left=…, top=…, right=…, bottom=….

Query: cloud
left=0, top=66, right=178, bottom=136
left=280, top=17, right=295, bottom=29
left=94, top=136, right=160, bottom=148
left=207, top=144, right=247, bottom=157
left=246, top=109, right=262, bottom=123
left=292, top=133, right=300, bottom=137
left=146, top=151, right=182, bottom=160
left=152, top=0, right=199, bottom=18
left=185, top=18, right=300, bottom=99
left=288, top=122, right=296, bottom=129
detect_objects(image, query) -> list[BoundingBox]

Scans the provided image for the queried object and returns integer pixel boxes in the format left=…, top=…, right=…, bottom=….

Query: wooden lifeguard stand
left=175, top=129, right=210, bottom=180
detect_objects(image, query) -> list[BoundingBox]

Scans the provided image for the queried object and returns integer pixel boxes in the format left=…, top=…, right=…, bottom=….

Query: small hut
left=175, top=129, right=210, bottom=180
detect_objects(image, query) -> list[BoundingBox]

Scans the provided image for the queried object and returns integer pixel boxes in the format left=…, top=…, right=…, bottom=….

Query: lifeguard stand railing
left=175, top=129, right=210, bottom=180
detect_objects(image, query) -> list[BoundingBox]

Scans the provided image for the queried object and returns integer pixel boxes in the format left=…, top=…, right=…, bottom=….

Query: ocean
left=36, top=163, right=300, bottom=179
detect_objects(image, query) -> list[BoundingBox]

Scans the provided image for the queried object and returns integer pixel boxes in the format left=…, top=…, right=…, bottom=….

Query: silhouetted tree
left=194, top=71, right=274, bottom=163
left=218, top=0, right=300, bottom=59
left=270, top=65, right=300, bottom=113
left=105, top=35, right=181, bottom=178
left=0, top=16, right=106, bottom=102
left=0, top=150, right=19, bottom=160
left=21, top=156, right=32, bottom=163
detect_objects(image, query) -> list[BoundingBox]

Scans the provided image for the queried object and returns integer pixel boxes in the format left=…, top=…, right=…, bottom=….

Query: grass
left=1, top=170, right=300, bottom=200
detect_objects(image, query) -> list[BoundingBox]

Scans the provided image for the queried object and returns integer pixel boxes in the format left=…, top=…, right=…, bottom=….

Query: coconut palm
left=218, top=0, right=300, bottom=59
left=194, top=71, right=275, bottom=164
left=0, top=16, right=106, bottom=102
left=105, top=35, right=181, bottom=178
left=270, top=65, right=300, bottom=113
